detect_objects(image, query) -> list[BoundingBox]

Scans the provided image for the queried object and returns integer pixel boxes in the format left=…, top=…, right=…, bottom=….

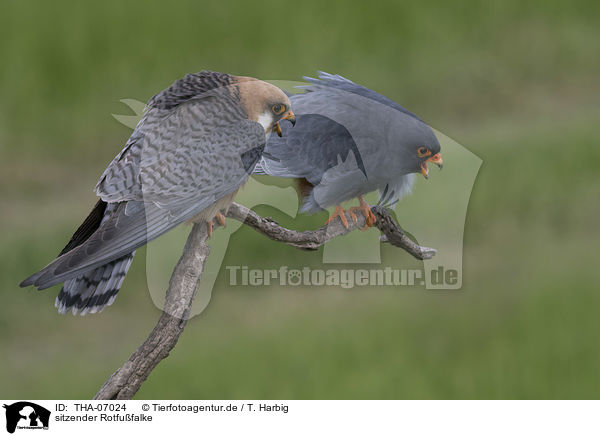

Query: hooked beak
left=282, top=110, right=296, bottom=126
left=420, top=152, right=443, bottom=179
left=274, top=110, right=296, bottom=137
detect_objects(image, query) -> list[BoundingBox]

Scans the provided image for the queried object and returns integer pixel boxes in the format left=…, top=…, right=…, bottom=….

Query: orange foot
left=349, top=196, right=376, bottom=231
left=207, top=212, right=227, bottom=238
left=215, top=212, right=226, bottom=227
left=324, top=205, right=357, bottom=229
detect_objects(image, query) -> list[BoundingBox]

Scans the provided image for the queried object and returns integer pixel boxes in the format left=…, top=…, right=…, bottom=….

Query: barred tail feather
left=55, top=251, right=135, bottom=315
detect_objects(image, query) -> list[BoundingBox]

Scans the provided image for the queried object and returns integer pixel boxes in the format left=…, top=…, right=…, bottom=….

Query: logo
left=3, top=402, right=50, bottom=434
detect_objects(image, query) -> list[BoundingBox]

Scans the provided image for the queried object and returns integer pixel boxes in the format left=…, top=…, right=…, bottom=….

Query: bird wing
left=257, top=72, right=438, bottom=212
left=300, top=71, right=424, bottom=123
left=255, top=113, right=367, bottom=186
left=23, top=100, right=265, bottom=289
left=256, top=84, right=395, bottom=212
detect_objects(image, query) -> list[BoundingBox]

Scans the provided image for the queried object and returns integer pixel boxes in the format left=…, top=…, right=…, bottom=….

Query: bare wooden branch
left=226, top=203, right=436, bottom=260
left=94, top=202, right=435, bottom=399
left=94, top=223, right=210, bottom=400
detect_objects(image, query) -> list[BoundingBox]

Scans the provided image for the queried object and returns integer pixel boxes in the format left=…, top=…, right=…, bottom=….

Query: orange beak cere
left=282, top=110, right=296, bottom=126
left=274, top=110, right=296, bottom=137
left=420, top=153, right=443, bottom=179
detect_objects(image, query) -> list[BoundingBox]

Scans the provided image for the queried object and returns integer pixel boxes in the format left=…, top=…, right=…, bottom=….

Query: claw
left=347, top=208, right=358, bottom=223
left=215, top=212, right=226, bottom=227
left=207, top=212, right=227, bottom=237
left=349, top=196, right=376, bottom=231
left=274, top=122, right=282, bottom=137
left=325, top=205, right=350, bottom=229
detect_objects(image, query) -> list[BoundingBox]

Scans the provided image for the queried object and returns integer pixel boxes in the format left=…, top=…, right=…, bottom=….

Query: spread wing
left=23, top=99, right=265, bottom=289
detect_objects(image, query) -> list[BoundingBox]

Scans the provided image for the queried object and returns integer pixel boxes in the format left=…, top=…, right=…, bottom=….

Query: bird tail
left=21, top=199, right=138, bottom=315
left=55, top=251, right=135, bottom=315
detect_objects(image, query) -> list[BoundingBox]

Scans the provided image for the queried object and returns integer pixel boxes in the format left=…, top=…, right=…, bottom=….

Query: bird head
left=396, top=127, right=443, bottom=179
left=414, top=142, right=443, bottom=179
left=235, top=77, right=295, bottom=136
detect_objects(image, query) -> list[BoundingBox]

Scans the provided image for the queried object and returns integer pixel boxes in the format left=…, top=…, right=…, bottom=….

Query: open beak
left=420, top=153, right=443, bottom=179
left=274, top=110, right=296, bottom=137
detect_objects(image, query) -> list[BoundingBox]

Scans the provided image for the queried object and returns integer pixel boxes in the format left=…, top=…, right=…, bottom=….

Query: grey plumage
left=255, top=71, right=441, bottom=213
left=52, top=201, right=135, bottom=314
left=22, top=71, right=293, bottom=314
left=57, top=252, right=134, bottom=315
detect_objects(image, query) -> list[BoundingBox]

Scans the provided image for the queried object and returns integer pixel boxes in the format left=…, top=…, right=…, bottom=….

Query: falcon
left=21, top=70, right=295, bottom=315
left=255, top=71, right=442, bottom=229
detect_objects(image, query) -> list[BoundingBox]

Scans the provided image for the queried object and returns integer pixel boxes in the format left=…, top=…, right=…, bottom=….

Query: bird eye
left=272, top=104, right=286, bottom=115
left=417, top=146, right=430, bottom=158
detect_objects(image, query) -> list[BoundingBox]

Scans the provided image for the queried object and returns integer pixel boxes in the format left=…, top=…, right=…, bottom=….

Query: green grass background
left=1, top=0, right=599, bottom=399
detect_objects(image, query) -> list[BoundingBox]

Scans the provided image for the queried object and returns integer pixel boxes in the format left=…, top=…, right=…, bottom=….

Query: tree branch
left=226, top=203, right=436, bottom=260
left=94, top=222, right=210, bottom=400
left=93, top=202, right=435, bottom=399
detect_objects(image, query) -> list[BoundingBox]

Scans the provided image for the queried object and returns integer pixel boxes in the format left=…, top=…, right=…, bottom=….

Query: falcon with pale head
left=21, top=70, right=295, bottom=315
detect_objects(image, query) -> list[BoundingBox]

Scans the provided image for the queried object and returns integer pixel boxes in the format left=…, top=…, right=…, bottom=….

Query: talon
left=216, top=212, right=226, bottom=227
left=350, top=196, right=376, bottom=231
left=274, top=122, right=282, bottom=137
left=325, top=205, right=350, bottom=229
left=207, top=220, right=213, bottom=238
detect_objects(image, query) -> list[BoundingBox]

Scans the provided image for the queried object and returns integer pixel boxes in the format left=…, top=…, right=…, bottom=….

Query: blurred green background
left=1, top=0, right=599, bottom=399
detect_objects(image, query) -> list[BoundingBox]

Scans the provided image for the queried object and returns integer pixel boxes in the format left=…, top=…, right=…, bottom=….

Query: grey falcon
left=20, top=70, right=296, bottom=315
left=255, top=71, right=442, bottom=228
